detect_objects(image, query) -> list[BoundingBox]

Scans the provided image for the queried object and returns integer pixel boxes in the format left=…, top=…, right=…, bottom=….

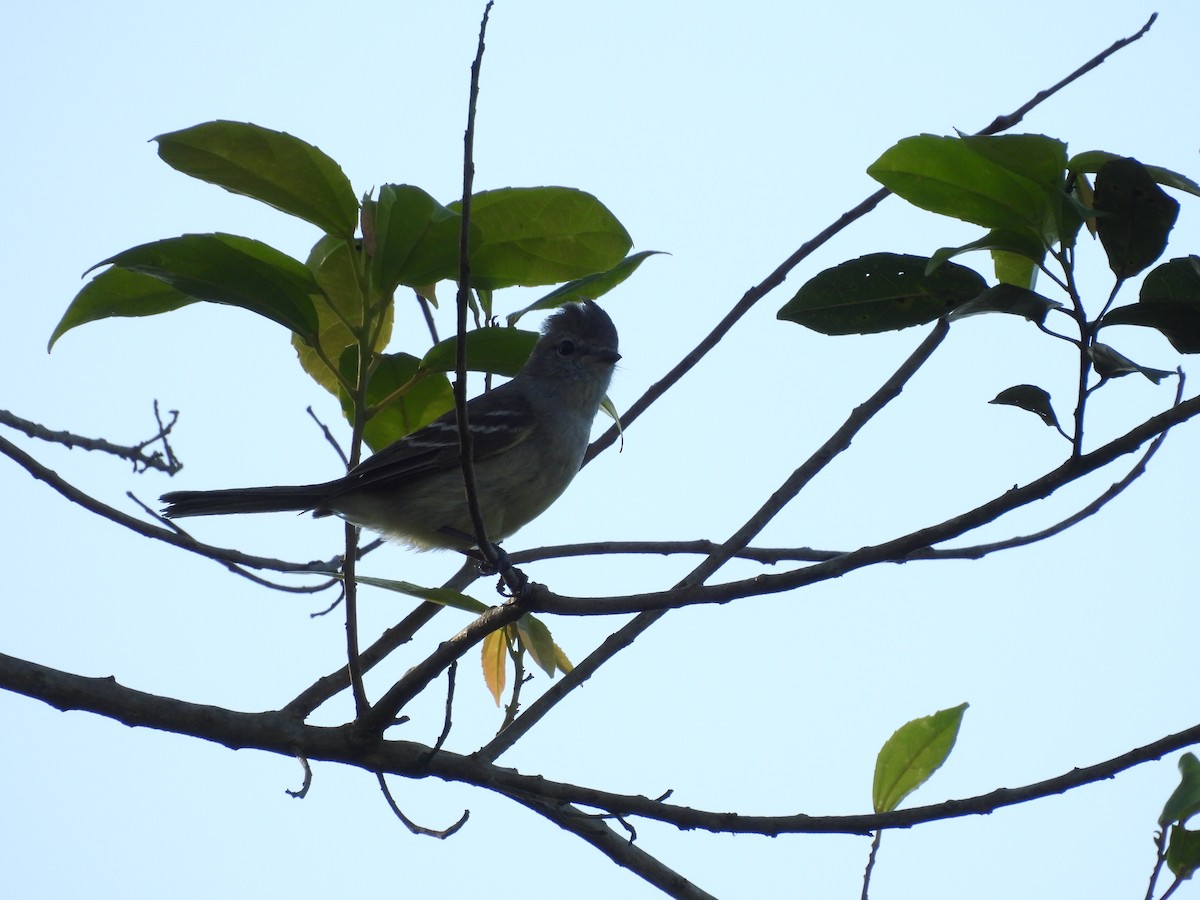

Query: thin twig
left=415, top=289, right=440, bottom=345
left=285, top=756, right=313, bottom=798
left=429, top=660, right=457, bottom=756
left=452, top=1, right=499, bottom=570
left=1144, top=827, right=1170, bottom=900
left=975, top=13, right=1157, bottom=136
left=0, top=433, right=341, bottom=574
left=376, top=772, right=469, bottom=838
left=861, top=832, right=882, bottom=900
left=306, top=406, right=349, bottom=467
left=0, top=405, right=182, bottom=474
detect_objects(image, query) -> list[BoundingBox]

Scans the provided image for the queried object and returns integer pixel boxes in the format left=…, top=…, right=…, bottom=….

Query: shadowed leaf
left=345, top=352, right=453, bottom=452
left=1167, top=825, right=1200, bottom=881
left=353, top=575, right=488, bottom=613
left=1088, top=343, right=1173, bottom=383
left=154, top=120, right=358, bottom=236
left=1161, top=753, right=1200, bottom=827
left=505, top=251, right=663, bottom=325
left=1093, top=157, right=1179, bottom=279
left=50, top=267, right=194, bottom=351
left=1102, top=257, right=1200, bottom=354
left=420, top=328, right=539, bottom=377
left=950, top=284, right=1063, bottom=324
left=515, top=615, right=560, bottom=677
left=989, top=385, right=1059, bottom=428
left=779, top=253, right=985, bottom=334
left=89, top=233, right=321, bottom=343
left=1069, top=150, right=1200, bottom=199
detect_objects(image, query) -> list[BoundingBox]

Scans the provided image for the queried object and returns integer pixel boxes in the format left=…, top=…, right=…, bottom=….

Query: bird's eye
left=556, top=339, right=576, bottom=356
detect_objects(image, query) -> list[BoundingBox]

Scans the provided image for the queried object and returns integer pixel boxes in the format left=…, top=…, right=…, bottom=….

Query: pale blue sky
left=4, top=2, right=1199, bottom=898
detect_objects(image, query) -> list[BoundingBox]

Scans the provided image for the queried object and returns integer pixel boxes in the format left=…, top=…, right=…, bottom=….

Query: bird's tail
left=161, top=484, right=334, bottom=518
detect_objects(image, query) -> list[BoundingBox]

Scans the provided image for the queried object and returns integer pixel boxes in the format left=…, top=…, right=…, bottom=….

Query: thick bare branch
left=4, top=649, right=1197, bottom=840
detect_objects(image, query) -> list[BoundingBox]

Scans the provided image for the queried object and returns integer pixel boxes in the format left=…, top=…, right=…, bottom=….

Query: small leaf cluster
left=778, top=133, right=1200, bottom=443
left=51, top=120, right=654, bottom=452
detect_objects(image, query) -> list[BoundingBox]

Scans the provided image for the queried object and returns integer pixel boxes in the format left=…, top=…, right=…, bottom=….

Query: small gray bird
left=161, top=300, right=620, bottom=550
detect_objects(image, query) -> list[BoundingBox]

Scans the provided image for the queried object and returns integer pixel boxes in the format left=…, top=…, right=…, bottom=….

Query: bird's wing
left=333, top=387, right=536, bottom=495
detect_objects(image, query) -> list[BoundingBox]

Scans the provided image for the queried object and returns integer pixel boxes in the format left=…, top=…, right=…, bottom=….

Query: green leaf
left=949, top=284, right=1063, bottom=324
left=352, top=575, right=488, bottom=613
left=1101, top=257, right=1200, bottom=354
left=154, top=120, right=358, bottom=236
left=989, top=384, right=1059, bottom=428
left=1093, top=157, right=1179, bottom=279
left=451, top=187, right=633, bottom=290
left=482, top=628, right=507, bottom=706
left=49, top=267, right=194, bottom=351
left=420, top=327, right=540, bottom=377
left=778, top=253, right=985, bottom=335
left=957, top=132, right=1068, bottom=192
left=1161, top=753, right=1200, bottom=827
left=515, top=614, right=560, bottom=677
left=991, top=250, right=1038, bottom=290
left=1088, top=343, right=1173, bottom=383
left=872, top=703, right=968, bottom=814
left=505, top=250, right=663, bottom=325
left=958, top=133, right=1075, bottom=247
left=369, top=184, right=466, bottom=290
left=90, top=233, right=321, bottom=343
left=1167, top=825, right=1200, bottom=881
left=1069, top=150, right=1200, bottom=200
left=294, top=235, right=393, bottom=397
left=927, top=229, right=1046, bottom=280
left=868, top=134, right=1055, bottom=238
left=349, top=352, right=454, bottom=452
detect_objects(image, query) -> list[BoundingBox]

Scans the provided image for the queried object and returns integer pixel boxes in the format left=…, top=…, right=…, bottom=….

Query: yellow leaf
left=481, top=629, right=507, bottom=706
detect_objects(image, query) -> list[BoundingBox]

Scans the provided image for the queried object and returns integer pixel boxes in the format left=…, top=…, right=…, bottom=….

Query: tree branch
left=0, top=404, right=181, bottom=474
left=4, top=648, right=1197, bottom=840
left=528, top=389, right=1200, bottom=616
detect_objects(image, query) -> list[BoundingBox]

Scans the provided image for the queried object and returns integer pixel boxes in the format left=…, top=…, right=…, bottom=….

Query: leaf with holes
left=779, top=253, right=985, bottom=334
left=989, top=385, right=1059, bottom=428
left=1093, top=157, right=1179, bottom=279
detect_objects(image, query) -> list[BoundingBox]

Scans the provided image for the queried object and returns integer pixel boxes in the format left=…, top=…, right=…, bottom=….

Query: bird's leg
left=438, top=527, right=528, bottom=597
